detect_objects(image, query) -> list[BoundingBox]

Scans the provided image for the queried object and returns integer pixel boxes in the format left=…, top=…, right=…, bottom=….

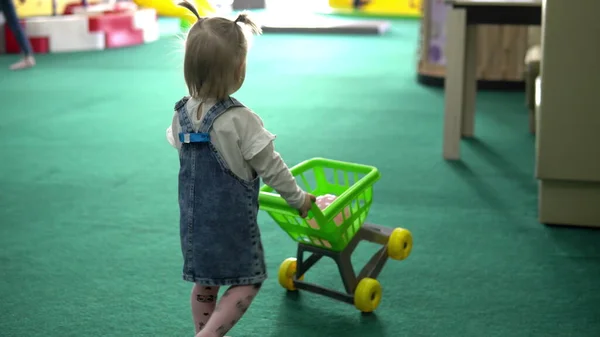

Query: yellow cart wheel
left=387, top=228, right=413, bottom=261
left=278, top=258, right=304, bottom=291
left=354, top=278, right=382, bottom=313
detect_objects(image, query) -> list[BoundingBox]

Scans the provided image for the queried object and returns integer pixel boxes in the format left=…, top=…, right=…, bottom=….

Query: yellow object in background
left=132, top=0, right=215, bottom=25
left=329, top=0, right=422, bottom=17
left=15, top=0, right=101, bottom=17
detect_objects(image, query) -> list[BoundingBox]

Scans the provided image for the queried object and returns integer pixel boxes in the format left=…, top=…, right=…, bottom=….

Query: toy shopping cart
left=259, top=158, right=413, bottom=313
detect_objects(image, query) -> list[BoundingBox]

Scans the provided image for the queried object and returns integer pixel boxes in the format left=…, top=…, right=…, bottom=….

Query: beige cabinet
left=536, top=0, right=600, bottom=227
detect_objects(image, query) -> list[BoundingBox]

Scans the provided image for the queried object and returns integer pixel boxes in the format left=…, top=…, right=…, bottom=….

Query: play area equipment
left=252, top=1, right=391, bottom=35
left=1, top=0, right=159, bottom=54
left=258, top=12, right=391, bottom=35
left=259, top=158, right=413, bottom=313
left=328, top=0, right=422, bottom=17
left=232, top=0, right=265, bottom=10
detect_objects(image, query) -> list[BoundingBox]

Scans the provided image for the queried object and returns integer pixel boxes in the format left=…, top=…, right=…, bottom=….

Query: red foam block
left=4, top=21, right=49, bottom=54
left=87, top=12, right=144, bottom=48
left=88, top=13, right=136, bottom=32
left=102, top=7, right=135, bottom=15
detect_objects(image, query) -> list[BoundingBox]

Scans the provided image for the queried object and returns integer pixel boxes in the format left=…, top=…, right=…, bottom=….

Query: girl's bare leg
left=191, top=284, right=220, bottom=334
left=196, top=283, right=262, bottom=337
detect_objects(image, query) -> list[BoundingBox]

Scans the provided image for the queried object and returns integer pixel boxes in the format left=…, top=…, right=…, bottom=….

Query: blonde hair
left=179, top=1, right=262, bottom=100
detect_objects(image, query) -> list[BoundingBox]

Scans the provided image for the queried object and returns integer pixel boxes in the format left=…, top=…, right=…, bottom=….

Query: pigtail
left=178, top=1, right=201, bottom=20
left=234, top=11, right=262, bottom=35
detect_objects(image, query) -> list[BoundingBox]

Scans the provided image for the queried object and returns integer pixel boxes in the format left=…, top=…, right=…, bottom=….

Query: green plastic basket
left=259, top=158, right=381, bottom=252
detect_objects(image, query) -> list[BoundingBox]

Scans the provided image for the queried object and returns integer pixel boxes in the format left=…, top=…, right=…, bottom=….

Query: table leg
left=443, top=8, right=468, bottom=160
left=461, top=25, right=477, bottom=137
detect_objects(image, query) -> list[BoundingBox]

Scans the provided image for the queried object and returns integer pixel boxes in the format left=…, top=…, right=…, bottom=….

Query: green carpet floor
left=1, top=18, right=599, bottom=337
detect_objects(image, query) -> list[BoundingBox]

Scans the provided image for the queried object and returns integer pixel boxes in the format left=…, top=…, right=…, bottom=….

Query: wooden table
left=442, top=0, right=542, bottom=160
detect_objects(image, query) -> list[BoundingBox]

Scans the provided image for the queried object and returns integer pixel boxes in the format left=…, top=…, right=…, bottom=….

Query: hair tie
left=234, top=14, right=247, bottom=24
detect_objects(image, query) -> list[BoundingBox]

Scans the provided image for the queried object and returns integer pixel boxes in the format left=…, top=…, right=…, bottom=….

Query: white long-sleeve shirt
left=166, top=97, right=306, bottom=209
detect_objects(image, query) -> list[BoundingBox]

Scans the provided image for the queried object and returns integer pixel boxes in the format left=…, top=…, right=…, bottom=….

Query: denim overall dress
left=175, top=96, right=267, bottom=286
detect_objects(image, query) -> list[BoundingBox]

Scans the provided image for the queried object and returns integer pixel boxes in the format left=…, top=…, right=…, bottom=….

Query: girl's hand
left=298, top=193, right=316, bottom=218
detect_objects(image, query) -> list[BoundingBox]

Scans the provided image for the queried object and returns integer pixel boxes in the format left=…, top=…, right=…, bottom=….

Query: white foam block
left=24, top=16, right=105, bottom=53
left=133, top=8, right=159, bottom=43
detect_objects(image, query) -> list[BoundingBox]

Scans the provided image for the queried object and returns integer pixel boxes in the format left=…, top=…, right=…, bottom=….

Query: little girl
left=166, top=2, right=315, bottom=337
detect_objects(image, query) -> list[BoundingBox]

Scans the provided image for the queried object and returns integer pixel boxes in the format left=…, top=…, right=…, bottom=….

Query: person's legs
left=1, top=0, right=35, bottom=70
left=192, top=284, right=221, bottom=334
left=196, top=283, right=262, bottom=337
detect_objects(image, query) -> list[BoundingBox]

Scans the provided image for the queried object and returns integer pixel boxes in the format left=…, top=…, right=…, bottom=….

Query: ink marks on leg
left=246, top=285, right=260, bottom=302
left=198, top=322, right=206, bottom=331
left=235, top=300, right=248, bottom=313
left=196, top=294, right=216, bottom=302
left=216, top=325, right=228, bottom=337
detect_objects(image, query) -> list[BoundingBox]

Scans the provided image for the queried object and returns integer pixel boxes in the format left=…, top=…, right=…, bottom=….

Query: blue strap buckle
left=179, top=132, right=210, bottom=143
